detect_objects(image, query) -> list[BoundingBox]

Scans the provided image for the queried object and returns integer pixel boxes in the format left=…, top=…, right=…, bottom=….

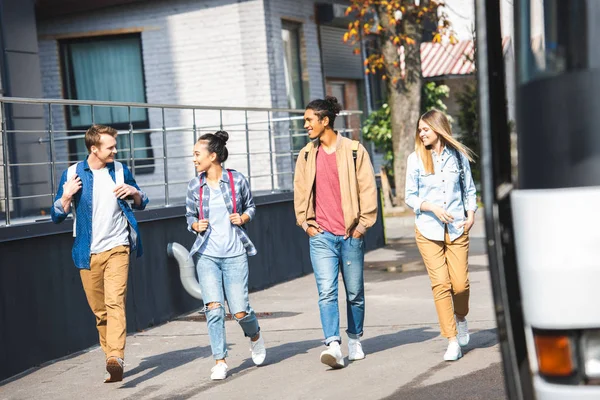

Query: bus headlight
left=581, top=331, right=600, bottom=380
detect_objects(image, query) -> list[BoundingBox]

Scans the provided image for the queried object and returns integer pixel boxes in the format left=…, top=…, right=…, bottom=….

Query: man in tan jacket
left=294, top=96, right=377, bottom=369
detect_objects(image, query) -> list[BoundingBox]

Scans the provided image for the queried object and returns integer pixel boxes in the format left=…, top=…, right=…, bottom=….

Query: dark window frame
left=281, top=20, right=308, bottom=151
left=281, top=20, right=306, bottom=108
left=59, top=33, right=154, bottom=173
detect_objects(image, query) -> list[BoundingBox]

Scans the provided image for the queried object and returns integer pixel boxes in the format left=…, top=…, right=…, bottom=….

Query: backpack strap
left=198, top=169, right=237, bottom=220
left=452, top=147, right=468, bottom=216
left=66, top=162, right=78, bottom=181
left=66, top=162, right=80, bottom=237
left=227, top=169, right=237, bottom=214
left=198, top=173, right=205, bottom=220
left=114, top=161, right=124, bottom=186
left=303, top=141, right=314, bottom=162
left=351, top=140, right=359, bottom=169
left=304, top=140, right=359, bottom=169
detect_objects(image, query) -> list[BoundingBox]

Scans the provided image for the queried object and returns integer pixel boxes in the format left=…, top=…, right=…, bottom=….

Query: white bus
left=476, top=0, right=600, bottom=399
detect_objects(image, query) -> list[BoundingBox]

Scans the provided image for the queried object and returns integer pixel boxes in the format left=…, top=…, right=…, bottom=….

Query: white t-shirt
left=90, top=167, right=130, bottom=254
left=200, top=184, right=245, bottom=257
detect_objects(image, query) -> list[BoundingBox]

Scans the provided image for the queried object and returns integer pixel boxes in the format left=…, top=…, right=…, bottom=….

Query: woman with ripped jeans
left=185, top=130, right=266, bottom=380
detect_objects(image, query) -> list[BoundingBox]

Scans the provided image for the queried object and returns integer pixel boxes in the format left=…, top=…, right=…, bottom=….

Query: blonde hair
left=85, top=124, right=118, bottom=152
left=415, top=109, right=475, bottom=174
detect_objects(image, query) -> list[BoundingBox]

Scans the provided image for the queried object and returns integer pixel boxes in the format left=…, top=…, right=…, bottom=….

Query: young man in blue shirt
left=51, top=124, right=149, bottom=382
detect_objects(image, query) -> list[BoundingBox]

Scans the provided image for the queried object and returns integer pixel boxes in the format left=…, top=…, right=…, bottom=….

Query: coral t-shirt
left=315, top=150, right=346, bottom=235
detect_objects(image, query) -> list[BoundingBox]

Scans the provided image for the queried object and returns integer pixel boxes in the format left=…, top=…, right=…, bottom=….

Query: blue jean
left=309, top=231, right=365, bottom=345
left=196, top=253, right=260, bottom=360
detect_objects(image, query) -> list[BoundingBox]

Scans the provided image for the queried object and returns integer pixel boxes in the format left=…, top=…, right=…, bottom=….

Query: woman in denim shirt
left=185, top=131, right=266, bottom=380
left=405, top=110, right=477, bottom=362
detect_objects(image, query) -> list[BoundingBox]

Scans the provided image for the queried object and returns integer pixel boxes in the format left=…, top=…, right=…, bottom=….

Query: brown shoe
left=104, top=357, right=124, bottom=383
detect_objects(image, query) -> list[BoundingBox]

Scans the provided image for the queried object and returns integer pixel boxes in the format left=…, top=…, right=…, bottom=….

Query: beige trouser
left=415, top=227, right=470, bottom=338
left=80, top=245, right=130, bottom=359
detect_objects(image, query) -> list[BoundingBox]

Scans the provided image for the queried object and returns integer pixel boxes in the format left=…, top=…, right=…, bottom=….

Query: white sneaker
left=320, top=341, right=345, bottom=369
left=444, top=340, right=463, bottom=361
left=348, top=338, right=365, bottom=361
left=456, top=317, right=470, bottom=347
left=210, top=363, right=228, bottom=380
left=250, top=334, right=266, bottom=366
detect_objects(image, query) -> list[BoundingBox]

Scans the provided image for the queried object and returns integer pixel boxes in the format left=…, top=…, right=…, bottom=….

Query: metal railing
left=0, top=97, right=363, bottom=227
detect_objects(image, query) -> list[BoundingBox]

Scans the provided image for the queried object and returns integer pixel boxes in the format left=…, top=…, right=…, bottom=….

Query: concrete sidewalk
left=0, top=214, right=502, bottom=400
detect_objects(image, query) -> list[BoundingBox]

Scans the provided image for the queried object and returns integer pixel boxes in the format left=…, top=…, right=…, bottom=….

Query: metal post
left=192, top=109, right=199, bottom=177
left=128, top=106, right=135, bottom=175
left=267, top=111, right=274, bottom=192
left=359, top=29, right=373, bottom=115
left=219, top=109, right=223, bottom=131
left=192, top=109, right=198, bottom=144
left=91, top=104, right=95, bottom=124
left=48, top=103, right=56, bottom=200
left=288, top=114, right=294, bottom=177
left=476, top=0, right=534, bottom=398
left=2, top=102, right=10, bottom=225
left=162, top=108, right=169, bottom=206
left=244, top=110, right=251, bottom=189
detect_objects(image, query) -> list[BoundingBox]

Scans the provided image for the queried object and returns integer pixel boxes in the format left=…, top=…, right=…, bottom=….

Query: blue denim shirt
left=51, top=158, right=149, bottom=269
left=185, top=169, right=257, bottom=258
left=405, top=147, right=477, bottom=241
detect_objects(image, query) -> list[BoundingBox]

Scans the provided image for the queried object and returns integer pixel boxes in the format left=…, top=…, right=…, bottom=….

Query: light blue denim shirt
left=405, top=147, right=477, bottom=241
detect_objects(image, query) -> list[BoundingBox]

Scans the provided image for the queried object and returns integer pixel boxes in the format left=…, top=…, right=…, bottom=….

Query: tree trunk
left=389, top=81, right=421, bottom=206
left=378, top=4, right=423, bottom=207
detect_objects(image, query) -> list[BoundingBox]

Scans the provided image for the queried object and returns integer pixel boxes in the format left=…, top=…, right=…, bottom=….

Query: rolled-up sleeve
left=462, top=153, right=478, bottom=212
left=355, top=144, right=378, bottom=234
left=405, top=153, right=425, bottom=214
left=123, top=165, right=149, bottom=210
left=185, top=179, right=199, bottom=233
left=51, top=170, right=69, bottom=223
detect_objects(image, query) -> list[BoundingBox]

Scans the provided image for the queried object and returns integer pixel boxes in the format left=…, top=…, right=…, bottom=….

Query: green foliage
left=421, top=82, right=451, bottom=117
left=362, top=103, right=393, bottom=168
left=362, top=81, right=451, bottom=175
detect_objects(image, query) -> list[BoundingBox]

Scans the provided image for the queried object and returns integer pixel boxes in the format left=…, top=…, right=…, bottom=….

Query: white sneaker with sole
left=320, top=341, right=345, bottom=369
left=444, top=340, right=463, bottom=361
left=456, top=317, right=470, bottom=347
left=210, top=363, right=228, bottom=380
left=348, top=338, right=365, bottom=361
left=250, top=334, right=266, bottom=366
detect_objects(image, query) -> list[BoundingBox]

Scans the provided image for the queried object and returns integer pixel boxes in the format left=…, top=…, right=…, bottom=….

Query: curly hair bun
left=214, top=130, right=229, bottom=144
left=324, top=96, right=343, bottom=114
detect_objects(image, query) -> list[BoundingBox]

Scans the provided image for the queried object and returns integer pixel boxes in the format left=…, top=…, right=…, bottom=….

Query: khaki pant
left=80, top=245, right=130, bottom=359
left=415, top=227, right=470, bottom=338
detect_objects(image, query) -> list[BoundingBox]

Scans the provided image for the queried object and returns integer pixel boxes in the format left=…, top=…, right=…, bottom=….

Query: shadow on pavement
left=228, top=338, right=323, bottom=376
left=362, top=327, right=440, bottom=356
left=383, top=362, right=505, bottom=400
left=119, top=345, right=211, bottom=389
left=463, top=328, right=498, bottom=355
left=171, top=339, right=324, bottom=398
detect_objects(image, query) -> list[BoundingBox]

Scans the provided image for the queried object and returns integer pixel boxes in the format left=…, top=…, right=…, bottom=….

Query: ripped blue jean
left=196, top=253, right=260, bottom=360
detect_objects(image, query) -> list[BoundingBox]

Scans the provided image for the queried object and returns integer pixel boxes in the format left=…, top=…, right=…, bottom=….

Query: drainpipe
left=0, top=0, right=18, bottom=217
left=167, top=242, right=203, bottom=300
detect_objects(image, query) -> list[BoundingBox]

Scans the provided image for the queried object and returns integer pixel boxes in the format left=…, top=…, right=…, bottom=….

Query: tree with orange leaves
left=344, top=0, right=455, bottom=206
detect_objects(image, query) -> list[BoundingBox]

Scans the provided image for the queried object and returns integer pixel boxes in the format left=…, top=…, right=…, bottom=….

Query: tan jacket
left=293, top=133, right=378, bottom=236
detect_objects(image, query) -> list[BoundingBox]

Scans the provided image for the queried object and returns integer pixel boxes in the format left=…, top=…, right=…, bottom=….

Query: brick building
left=0, top=0, right=378, bottom=219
